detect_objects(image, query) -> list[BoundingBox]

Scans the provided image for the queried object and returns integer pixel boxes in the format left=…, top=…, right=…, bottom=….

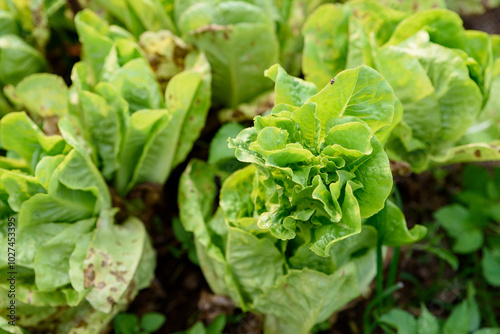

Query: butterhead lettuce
left=302, top=1, right=498, bottom=172
left=179, top=65, right=426, bottom=333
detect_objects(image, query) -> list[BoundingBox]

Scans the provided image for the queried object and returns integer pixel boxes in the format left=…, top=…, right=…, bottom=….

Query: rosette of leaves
left=302, top=1, right=499, bottom=172
left=179, top=65, right=426, bottom=333
left=0, top=112, right=155, bottom=333
left=4, top=9, right=212, bottom=196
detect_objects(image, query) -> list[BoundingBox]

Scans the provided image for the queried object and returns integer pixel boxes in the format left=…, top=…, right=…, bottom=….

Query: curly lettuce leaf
left=227, top=66, right=394, bottom=256
left=366, top=200, right=427, bottom=247
left=264, top=64, right=318, bottom=107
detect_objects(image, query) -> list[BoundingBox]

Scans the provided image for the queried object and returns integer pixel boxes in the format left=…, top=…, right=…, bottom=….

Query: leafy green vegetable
left=179, top=66, right=425, bottom=333
left=177, top=1, right=279, bottom=107
left=302, top=1, right=497, bottom=172
left=0, top=111, right=155, bottom=332
left=4, top=9, right=212, bottom=196
left=0, top=1, right=82, bottom=116
left=227, top=65, right=398, bottom=256
left=0, top=34, right=47, bottom=87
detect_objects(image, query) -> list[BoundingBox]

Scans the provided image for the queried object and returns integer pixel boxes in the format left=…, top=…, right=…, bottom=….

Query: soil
left=462, top=6, right=500, bottom=34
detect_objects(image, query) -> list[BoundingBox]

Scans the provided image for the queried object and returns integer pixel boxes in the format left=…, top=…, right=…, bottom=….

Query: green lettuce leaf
left=178, top=1, right=279, bottom=107
left=0, top=34, right=47, bottom=86
left=366, top=200, right=427, bottom=247
left=4, top=73, right=68, bottom=119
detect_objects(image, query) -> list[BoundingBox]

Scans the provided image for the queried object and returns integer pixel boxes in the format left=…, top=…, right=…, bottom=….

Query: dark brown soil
left=462, top=6, right=500, bottom=34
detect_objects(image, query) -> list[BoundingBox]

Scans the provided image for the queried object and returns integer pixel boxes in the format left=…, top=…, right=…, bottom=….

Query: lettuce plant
left=302, top=1, right=499, bottom=172
left=0, top=112, right=155, bottom=333
left=179, top=65, right=426, bottom=333
left=5, top=9, right=211, bottom=196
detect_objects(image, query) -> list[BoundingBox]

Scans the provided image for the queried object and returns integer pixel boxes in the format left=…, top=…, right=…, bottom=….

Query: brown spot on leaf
left=99, top=252, right=110, bottom=261
left=475, top=149, right=481, bottom=158
left=190, top=24, right=228, bottom=36
left=110, top=270, right=127, bottom=283
left=97, top=282, right=106, bottom=289
left=107, top=296, right=115, bottom=305
left=84, top=264, right=95, bottom=289
left=85, top=248, right=95, bottom=260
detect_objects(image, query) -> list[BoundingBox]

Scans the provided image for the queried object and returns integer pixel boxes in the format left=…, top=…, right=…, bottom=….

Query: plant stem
left=386, top=247, right=400, bottom=306
left=363, top=283, right=404, bottom=334
left=375, top=207, right=387, bottom=304
left=385, top=184, right=403, bottom=306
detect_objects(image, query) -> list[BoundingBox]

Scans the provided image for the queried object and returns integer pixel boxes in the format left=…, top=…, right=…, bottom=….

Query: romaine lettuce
left=5, top=9, right=212, bottom=196
left=0, top=112, right=155, bottom=333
